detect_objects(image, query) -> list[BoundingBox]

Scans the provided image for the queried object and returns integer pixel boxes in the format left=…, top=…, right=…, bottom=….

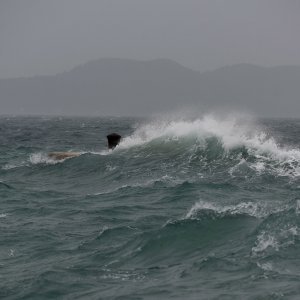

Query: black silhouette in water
left=48, top=133, right=122, bottom=160
left=107, top=133, right=122, bottom=149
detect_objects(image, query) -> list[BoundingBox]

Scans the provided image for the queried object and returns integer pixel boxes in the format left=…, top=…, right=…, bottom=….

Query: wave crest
left=185, top=200, right=267, bottom=219
left=118, top=114, right=300, bottom=177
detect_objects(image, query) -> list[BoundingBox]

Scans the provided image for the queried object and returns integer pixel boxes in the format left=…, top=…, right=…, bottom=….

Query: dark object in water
left=107, top=133, right=121, bottom=149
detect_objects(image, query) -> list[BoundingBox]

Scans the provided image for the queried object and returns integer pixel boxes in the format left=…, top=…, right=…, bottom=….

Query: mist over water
left=1, top=113, right=300, bottom=299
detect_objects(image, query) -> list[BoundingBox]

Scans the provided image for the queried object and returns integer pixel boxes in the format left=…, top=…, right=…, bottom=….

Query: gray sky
left=1, top=0, right=300, bottom=79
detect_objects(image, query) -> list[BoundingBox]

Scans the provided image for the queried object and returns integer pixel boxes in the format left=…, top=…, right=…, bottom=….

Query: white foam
left=88, top=150, right=112, bottom=156
left=119, top=114, right=249, bottom=149
left=252, top=231, right=279, bottom=254
left=100, top=270, right=145, bottom=281
left=105, top=164, right=117, bottom=171
left=0, top=213, right=7, bottom=218
left=9, top=249, right=15, bottom=257
left=187, top=198, right=294, bottom=222
left=2, top=164, right=16, bottom=170
left=2, top=162, right=28, bottom=170
left=119, top=113, right=300, bottom=177
left=185, top=200, right=266, bottom=219
left=251, top=161, right=266, bottom=173
left=29, top=151, right=86, bottom=164
left=30, top=153, right=61, bottom=165
left=252, top=226, right=299, bottom=256
left=286, top=226, right=298, bottom=236
left=4, top=151, right=82, bottom=169
left=257, top=262, right=273, bottom=271
left=98, top=225, right=109, bottom=236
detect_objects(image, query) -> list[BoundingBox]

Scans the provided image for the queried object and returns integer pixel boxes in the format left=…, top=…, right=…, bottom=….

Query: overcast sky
left=1, top=0, right=300, bottom=79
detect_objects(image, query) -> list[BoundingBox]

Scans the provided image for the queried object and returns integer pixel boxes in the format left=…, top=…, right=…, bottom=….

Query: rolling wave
left=119, top=114, right=300, bottom=158
left=114, top=114, right=300, bottom=179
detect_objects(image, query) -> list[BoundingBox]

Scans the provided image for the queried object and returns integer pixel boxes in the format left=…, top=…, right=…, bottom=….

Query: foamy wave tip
left=119, top=112, right=300, bottom=165
left=119, top=113, right=251, bottom=148
left=185, top=200, right=267, bottom=219
left=30, top=153, right=64, bottom=165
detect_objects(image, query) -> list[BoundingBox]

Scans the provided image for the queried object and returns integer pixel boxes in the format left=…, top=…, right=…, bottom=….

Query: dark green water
left=1, top=115, right=300, bottom=299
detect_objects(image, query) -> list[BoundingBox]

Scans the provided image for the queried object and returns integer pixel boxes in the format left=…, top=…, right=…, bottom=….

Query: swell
left=88, top=198, right=300, bottom=280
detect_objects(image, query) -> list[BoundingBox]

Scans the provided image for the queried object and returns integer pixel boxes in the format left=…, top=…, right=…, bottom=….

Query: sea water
left=1, top=114, right=300, bottom=299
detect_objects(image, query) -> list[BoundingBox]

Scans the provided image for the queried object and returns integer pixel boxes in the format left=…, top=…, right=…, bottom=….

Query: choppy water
left=1, top=114, right=300, bottom=299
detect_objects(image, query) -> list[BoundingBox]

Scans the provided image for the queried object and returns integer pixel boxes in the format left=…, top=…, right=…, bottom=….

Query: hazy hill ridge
left=0, top=58, right=300, bottom=117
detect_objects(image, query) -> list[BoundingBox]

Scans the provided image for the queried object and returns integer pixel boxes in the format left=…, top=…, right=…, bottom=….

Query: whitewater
left=1, top=114, right=300, bottom=299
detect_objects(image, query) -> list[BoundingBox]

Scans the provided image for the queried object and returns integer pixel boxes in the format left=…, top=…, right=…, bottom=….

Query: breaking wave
left=184, top=198, right=296, bottom=220
left=117, top=114, right=300, bottom=177
left=119, top=114, right=299, bottom=157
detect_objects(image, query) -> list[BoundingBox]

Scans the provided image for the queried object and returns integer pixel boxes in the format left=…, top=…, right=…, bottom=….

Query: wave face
left=1, top=114, right=300, bottom=299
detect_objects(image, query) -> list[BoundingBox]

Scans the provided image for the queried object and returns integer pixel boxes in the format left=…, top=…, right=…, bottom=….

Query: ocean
left=1, top=114, right=300, bottom=299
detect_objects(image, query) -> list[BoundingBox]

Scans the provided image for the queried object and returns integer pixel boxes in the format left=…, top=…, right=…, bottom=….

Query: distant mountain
left=0, top=58, right=300, bottom=117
